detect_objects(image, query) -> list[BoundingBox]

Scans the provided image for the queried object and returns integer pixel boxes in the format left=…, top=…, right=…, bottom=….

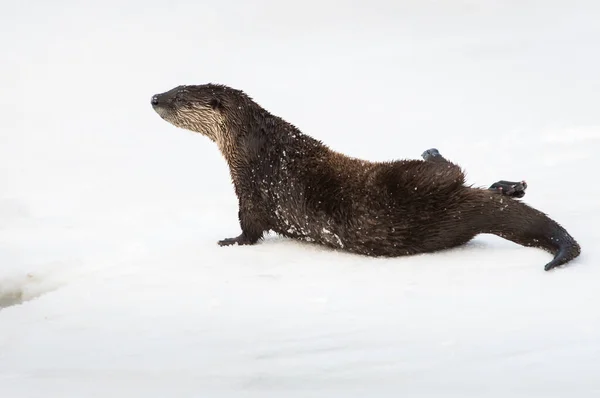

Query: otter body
left=151, top=84, right=581, bottom=270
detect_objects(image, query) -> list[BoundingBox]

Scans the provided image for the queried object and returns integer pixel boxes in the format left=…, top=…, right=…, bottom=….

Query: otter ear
left=209, top=98, right=222, bottom=110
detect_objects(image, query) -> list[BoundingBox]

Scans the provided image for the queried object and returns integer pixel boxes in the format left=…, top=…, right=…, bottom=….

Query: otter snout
left=151, top=93, right=172, bottom=120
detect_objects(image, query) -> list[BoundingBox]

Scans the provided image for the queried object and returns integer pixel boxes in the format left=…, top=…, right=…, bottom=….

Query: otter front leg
left=218, top=204, right=268, bottom=247
left=421, top=147, right=528, bottom=198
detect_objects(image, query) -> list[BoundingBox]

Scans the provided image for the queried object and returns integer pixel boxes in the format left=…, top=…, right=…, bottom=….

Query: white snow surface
left=1, top=1, right=600, bottom=397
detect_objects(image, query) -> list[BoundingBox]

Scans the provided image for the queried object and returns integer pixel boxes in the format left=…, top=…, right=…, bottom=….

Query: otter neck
left=212, top=127, right=233, bottom=161
left=213, top=123, right=248, bottom=180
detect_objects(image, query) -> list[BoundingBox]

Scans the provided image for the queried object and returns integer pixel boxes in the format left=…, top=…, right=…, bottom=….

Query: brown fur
left=151, top=83, right=581, bottom=271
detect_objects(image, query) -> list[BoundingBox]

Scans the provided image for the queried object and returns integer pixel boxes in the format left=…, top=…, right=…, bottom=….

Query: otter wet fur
left=151, top=83, right=581, bottom=271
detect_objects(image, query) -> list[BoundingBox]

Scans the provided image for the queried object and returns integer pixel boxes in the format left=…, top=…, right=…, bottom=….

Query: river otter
left=150, top=83, right=581, bottom=271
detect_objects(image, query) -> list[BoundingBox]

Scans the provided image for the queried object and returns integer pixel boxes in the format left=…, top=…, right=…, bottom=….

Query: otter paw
left=421, top=148, right=441, bottom=161
left=421, top=148, right=449, bottom=163
left=217, top=234, right=254, bottom=247
left=489, top=180, right=527, bottom=198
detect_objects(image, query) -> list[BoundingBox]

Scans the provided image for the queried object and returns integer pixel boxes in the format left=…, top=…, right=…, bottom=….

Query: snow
left=1, top=0, right=600, bottom=396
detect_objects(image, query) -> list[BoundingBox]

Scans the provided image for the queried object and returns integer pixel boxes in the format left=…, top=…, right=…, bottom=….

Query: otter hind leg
left=421, top=147, right=528, bottom=198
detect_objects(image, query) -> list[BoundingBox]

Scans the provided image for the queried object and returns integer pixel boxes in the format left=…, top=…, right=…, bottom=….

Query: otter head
left=151, top=84, right=232, bottom=142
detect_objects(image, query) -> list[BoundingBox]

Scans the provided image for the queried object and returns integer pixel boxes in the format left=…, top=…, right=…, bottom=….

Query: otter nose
left=151, top=95, right=159, bottom=106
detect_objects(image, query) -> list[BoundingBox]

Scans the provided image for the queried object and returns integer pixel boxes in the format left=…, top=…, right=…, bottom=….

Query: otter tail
left=478, top=192, right=581, bottom=271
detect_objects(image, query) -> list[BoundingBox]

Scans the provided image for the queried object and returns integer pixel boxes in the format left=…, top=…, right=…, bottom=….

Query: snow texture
left=1, top=1, right=599, bottom=397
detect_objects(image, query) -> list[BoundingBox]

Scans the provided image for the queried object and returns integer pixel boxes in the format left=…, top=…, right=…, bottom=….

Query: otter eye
left=175, top=97, right=183, bottom=102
